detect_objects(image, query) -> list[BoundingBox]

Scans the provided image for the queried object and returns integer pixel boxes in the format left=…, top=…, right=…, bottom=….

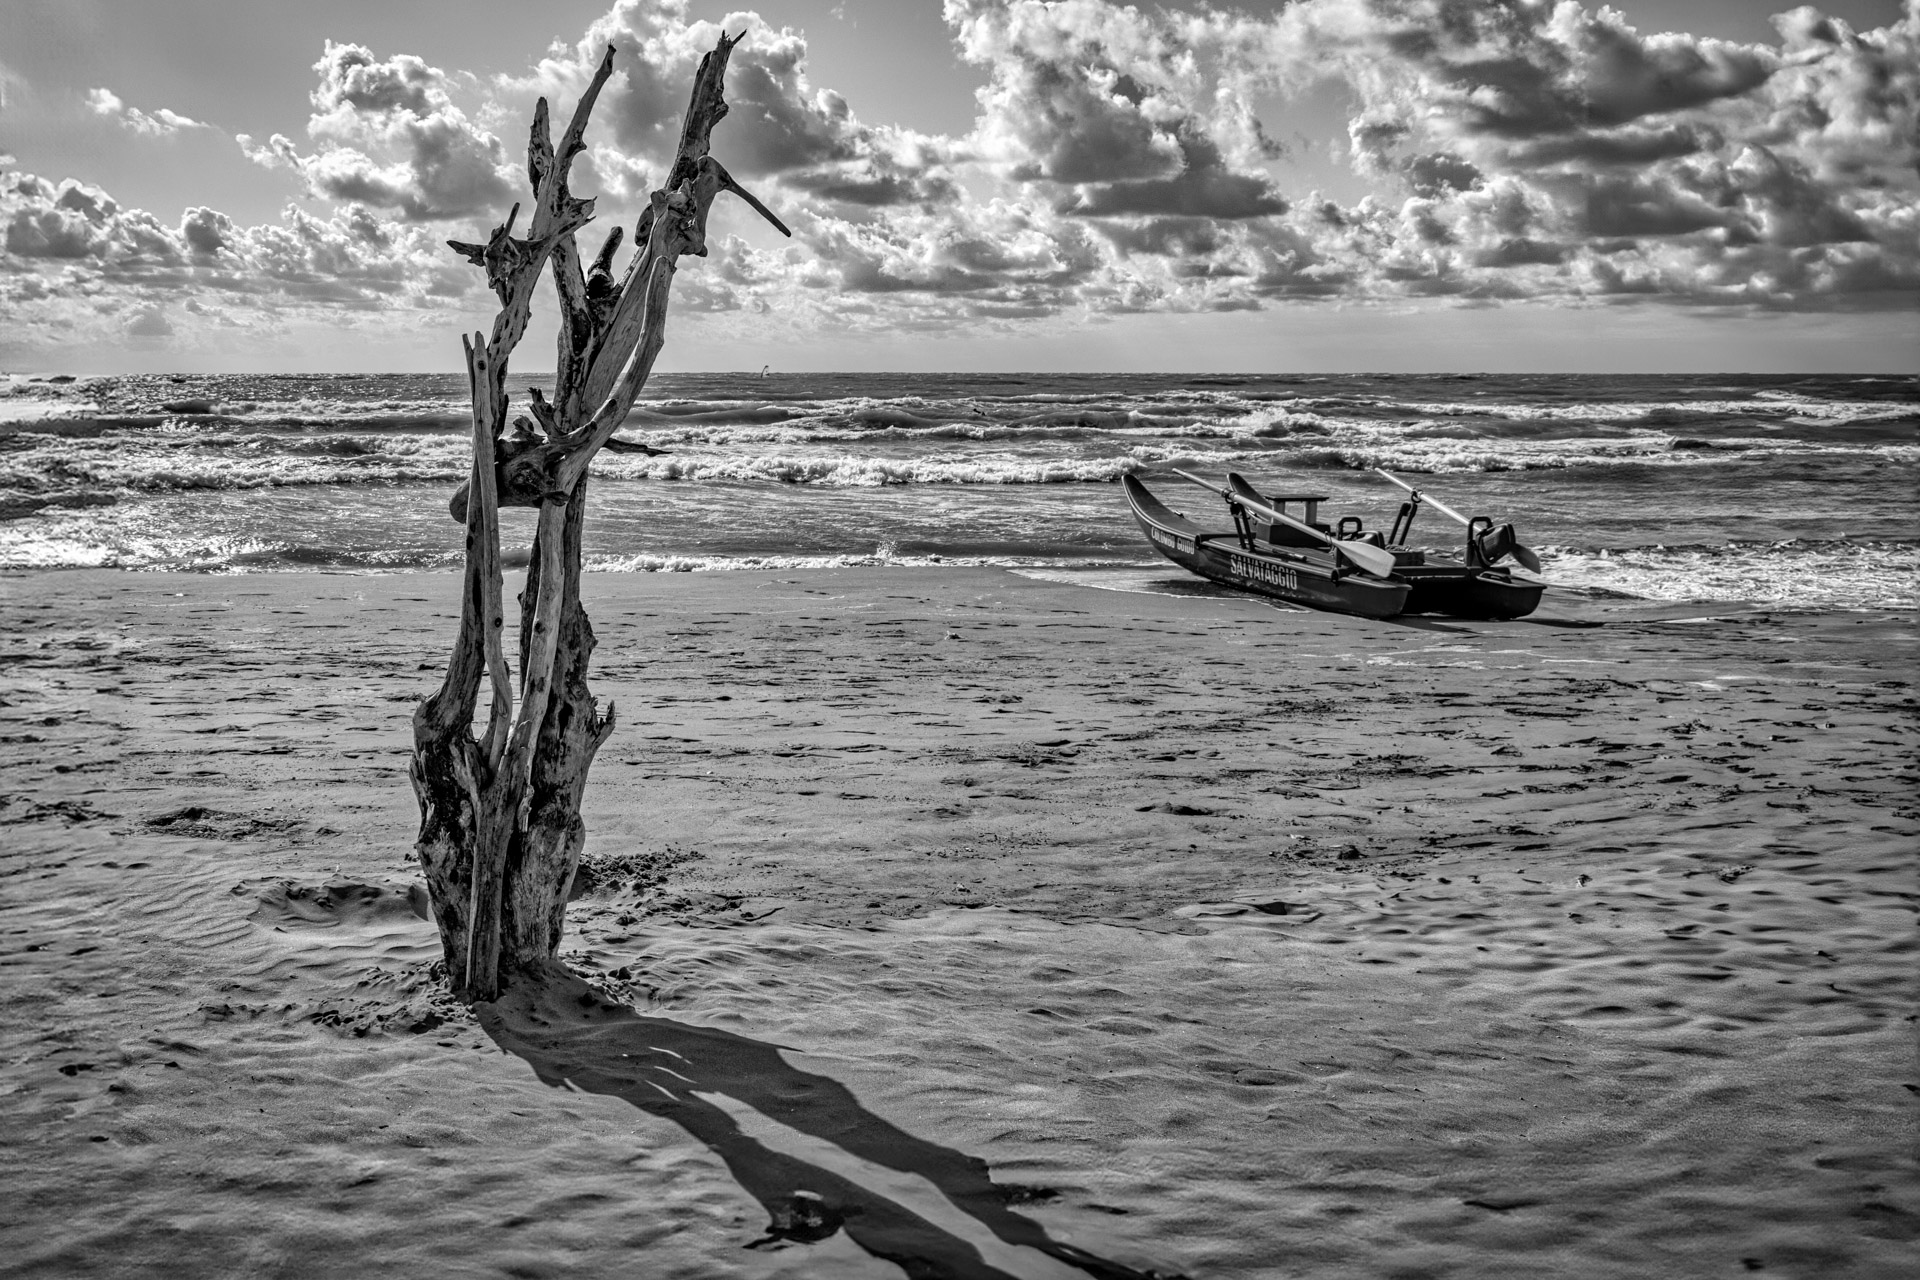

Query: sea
left=2, top=371, right=1914, bottom=610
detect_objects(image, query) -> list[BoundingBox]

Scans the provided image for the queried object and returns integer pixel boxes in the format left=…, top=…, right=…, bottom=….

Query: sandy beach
left=1, top=565, right=1913, bottom=1279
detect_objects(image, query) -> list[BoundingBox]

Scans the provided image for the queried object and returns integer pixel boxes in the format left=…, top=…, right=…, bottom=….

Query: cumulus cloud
left=86, top=87, right=211, bottom=136
left=0, top=165, right=483, bottom=354
left=1235, top=0, right=1920, bottom=310
left=952, top=0, right=1286, bottom=204
left=242, top=42, right=516, bottom=222
left=502, top=0, right=960, bottom=211
left=126, top=308, right=174, bottom=338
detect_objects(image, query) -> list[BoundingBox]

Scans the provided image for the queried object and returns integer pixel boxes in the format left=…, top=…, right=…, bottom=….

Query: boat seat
left=1260, top=521, right=1326, bottom=549
left=1335, top=516, right=1385, bottom=549
left=1262, top=494, right=1330, bottom=522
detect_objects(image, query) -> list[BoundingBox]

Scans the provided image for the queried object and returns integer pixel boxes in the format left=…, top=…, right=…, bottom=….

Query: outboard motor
left=1470, top=518, right=1522, bottom=569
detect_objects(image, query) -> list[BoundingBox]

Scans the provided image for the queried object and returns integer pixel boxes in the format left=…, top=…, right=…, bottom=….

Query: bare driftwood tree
left=412, top=33, right=787, bottom=1003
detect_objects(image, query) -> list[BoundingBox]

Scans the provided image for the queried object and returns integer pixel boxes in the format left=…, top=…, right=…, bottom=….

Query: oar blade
left=1475, top=522, right=1545, bottom=575
left=1336, top=539, right=1399, bottom=579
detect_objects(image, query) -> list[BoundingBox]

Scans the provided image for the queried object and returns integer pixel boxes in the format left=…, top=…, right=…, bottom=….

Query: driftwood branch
left=412, top=33, right=785, bottom=1003
left=445, top=41, right=788, bottom=523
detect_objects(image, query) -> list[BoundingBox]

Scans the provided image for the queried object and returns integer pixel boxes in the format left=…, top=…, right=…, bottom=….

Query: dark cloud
left=1404, top=152, right=1481, bottom=197
left=7, top=210, right=101, bottom=260
left=1364, top=0, right=1777, bottom=140
left=1059, top=133, right=1287, bottom=219
left=1093, top=217, right=1227, bottom=258
left=784, top=165, right=957, bottom=209
left=180, top=207, right=235, bottom=256
left=1506, top=124, right=1719, bottom=168
left=1560, top=172, right=1729, bottom=238
left=1725, top=145, right=1873, bottom=248
left=1242, top=222, right=1347, bottom=298
left=712, top=37, right=860, bottom=176
left=978, top=56, right=1180, bottom=185
left=1470, top=238, right=1568, bottom=268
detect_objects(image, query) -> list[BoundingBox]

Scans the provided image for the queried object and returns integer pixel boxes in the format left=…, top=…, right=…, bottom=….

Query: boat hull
left=1396, top=565, right=1544, bottom=620
left=1124, top=476, right=1410, bottom=620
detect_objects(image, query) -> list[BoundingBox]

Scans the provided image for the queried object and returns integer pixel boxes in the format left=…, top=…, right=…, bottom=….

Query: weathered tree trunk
left=410, top=33, right=789, bottom=1004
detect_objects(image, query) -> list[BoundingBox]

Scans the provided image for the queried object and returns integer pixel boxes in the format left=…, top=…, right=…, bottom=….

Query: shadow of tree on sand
left=481, top=963, right=1183, bottom=1280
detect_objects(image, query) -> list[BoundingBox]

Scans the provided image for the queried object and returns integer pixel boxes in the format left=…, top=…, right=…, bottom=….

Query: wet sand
left=1, top=566, right=1914, bottom=1278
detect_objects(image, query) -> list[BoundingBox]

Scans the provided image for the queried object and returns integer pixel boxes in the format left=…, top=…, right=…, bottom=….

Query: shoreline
left=2, top=566, right=1913, bottom=1277
left=6, top=556, right=1917, bottom=613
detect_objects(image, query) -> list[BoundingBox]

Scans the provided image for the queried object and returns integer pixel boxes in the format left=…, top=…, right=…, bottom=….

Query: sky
left=1, top=0, right=1915, bottom=373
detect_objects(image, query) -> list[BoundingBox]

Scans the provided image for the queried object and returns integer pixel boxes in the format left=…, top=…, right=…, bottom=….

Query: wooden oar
left=1374, top=468, right=1543, bottom=572
left=1169, top=469, right=1397, bottom=579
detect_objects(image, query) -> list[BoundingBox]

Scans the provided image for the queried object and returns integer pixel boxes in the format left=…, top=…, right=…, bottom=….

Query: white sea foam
left=0, top=523, right=288, bottom=570
left=0, top=432, right=472, bottom=502
left=593, top=447, right=1277, bottom=486
left=1539, top=540, right=1918, bottom=609
left=1377, top=395, right=1919, bottom=426
left=583, top=551, right=1136, bottom=574
left=1307, top=434, right=1917, bottom=475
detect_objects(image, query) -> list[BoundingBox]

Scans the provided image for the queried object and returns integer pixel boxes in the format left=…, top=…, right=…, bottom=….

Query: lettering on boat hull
left=1148, top=524, right=1195, bottom=555
left=1228, top=552, right=1299, bottom=593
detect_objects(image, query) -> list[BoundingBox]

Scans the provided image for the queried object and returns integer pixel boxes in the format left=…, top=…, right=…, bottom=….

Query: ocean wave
left=1289, top=437, right=1918, bottom=474
left=0, top=433, right=472, bottom=507
left=8, top=377, right=1910, bottom=447
left=1386, top=395, right=1919, bottom=429
left=5, top=415, right=1912, bottom=511
left=625, top=402, right=802, bottom=426
left=0, top=503, right=1153, bottom=574
left=0, top=525, right=312, bottom=571
left=1538, top=539, right=1918, bottom=610
left=0, top=397, right=102, bottom=426
left=1283, top=437, right=1675, bottom=472
left=600, top=450, right=1174, bottom=485
left=622, top=413, right=1284, bottom=446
